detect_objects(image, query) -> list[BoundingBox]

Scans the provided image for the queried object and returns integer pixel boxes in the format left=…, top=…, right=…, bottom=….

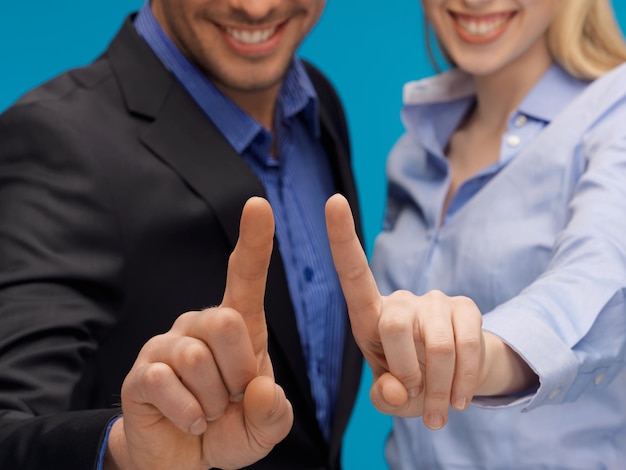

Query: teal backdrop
left=2, top=2, right=626, bottom=469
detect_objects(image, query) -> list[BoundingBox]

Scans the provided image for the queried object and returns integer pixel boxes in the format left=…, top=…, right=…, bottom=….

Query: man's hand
left=325, top=194, right=486, bottom=430
left=106, top=197, right=293, bottom=470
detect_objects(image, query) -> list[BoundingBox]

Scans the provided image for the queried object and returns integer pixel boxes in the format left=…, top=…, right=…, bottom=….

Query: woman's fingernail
left=453, top=396, right=467, bottom=410
left=426, top=413, right=444, bottom=430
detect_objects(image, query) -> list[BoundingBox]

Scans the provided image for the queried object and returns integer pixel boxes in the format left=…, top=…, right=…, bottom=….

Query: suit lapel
left=141, top=86, right=263, bottom=246
left=108, top=18, right=261, bottom=247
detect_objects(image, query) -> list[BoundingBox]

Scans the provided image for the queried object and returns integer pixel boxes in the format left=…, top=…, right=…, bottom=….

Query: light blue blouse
left=373, top=63, right=626, bottom=469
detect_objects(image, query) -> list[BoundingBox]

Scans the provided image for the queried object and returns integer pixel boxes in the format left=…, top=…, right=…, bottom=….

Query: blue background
left=2, top=2, right=625, bottom=468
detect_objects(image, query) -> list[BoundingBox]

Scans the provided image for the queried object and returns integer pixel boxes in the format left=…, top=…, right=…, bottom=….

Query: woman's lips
left=450, top=11, right=516, bottom=44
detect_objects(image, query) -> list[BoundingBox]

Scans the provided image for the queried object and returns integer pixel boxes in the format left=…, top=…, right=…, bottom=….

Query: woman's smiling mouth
left=450, top=11, right=516, bottom=43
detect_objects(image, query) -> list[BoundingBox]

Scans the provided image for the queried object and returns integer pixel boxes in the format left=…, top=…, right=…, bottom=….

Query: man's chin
left=206, top=58, right=292, bottom=91
left=213, top=71, right=287, bottom=95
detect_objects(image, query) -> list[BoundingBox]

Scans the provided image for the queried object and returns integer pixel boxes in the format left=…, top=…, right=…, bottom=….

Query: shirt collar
left=403, top=63, right=587, bottom=115
left=516, top=64, right=589, bottom=123
left=134, top=0, right=319, bottom=155
left=401, top=64, right=589, bottom=157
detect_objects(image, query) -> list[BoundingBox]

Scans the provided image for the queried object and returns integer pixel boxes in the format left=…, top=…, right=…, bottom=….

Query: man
left=0, top=0, right=363, bottom=468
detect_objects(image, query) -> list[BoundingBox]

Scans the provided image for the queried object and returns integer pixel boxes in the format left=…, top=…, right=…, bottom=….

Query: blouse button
left=507, top=134, right=521, bottom=147
left=514, top=115, right=528, bottom=128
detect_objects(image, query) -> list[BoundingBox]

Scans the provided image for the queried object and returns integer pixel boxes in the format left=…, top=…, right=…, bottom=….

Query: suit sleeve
left=0, top=101, right=124, bottom=468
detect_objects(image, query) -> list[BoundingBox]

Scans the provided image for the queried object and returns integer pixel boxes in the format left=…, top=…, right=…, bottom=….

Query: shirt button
left=514, top=115, right=528, bottom=128
left=549, top=388, right=560, bottom=400
left=594, top=373, right=606, bottom=385
left=304, top=266, right=314, bottom=282
left=506, top=134, right=521, bottom=147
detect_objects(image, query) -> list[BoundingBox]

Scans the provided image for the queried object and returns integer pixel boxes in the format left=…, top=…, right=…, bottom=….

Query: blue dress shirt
left=373, top=64, right=626, bottom=469
left=132, top=3, right=346, bottom=442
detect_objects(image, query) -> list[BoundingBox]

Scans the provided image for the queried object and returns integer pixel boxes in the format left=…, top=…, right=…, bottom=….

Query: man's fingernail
left=230, top=392, right=244, bottom=403
left=206, top=412, right=223, bottom=422
left=270, top=385, right=280, bottom=415
left=189, top=417, right=207, bottom=435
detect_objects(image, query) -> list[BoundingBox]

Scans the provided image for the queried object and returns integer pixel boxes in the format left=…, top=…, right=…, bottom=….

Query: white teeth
left=457, top=16, right=508, bottom=36
left=226, top=26, right=276, bottom=44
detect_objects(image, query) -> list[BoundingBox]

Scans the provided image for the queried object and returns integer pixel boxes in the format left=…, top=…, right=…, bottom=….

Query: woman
left=326, top=0, right=626, bottom=468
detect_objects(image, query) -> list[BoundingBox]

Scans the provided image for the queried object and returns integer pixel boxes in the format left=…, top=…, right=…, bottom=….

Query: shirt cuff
left=96, top=413, right=123, bottom=470
left=481, top=305, right=578, bottom=411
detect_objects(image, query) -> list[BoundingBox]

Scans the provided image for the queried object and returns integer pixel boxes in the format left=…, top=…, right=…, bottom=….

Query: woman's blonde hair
left=426, top=0, right=626, bottom=80
left=549, top=0, right=626, bottom=79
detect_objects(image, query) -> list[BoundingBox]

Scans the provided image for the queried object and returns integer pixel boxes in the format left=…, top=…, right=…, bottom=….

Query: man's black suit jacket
left=0, top=17, right=363, bottom=470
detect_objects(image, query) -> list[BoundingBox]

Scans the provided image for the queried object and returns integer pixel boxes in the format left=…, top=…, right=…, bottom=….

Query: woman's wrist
left=476, top=331, right=538, bottom=397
